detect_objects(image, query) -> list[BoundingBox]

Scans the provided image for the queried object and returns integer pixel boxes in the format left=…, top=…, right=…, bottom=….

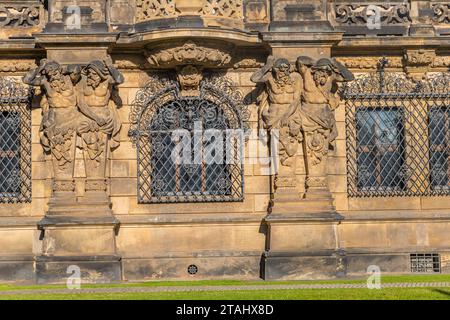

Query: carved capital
left=146, top=41, right=233, bottom=68
left=404, top=49, right=436, bottom=81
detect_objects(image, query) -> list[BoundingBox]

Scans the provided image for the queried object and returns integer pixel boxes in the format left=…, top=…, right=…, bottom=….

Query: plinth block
left=263, top=250, right=346, bottom=280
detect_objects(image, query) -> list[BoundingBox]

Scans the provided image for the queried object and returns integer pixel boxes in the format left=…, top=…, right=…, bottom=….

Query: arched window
left=129, top=76, right=249, bottom=203
left=0, top=77, right=32, bottom=203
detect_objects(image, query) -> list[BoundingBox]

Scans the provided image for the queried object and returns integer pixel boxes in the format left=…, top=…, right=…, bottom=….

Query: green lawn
left=1, top=274, right=450, bottom=300
left=1, top=288, right=450, bottom=300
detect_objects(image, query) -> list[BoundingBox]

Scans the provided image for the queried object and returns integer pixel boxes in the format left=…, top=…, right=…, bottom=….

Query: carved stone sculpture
left=252, top=55, right=353, bottom=213
left=251, top=57, right=303, bottom=208
left=23, top=59, right=81, bottom=192
left=23, top=57, right=123, bottom=195
left=77, top=57, right=124, bottom=192
left=296, top=56, right=353, bottom=199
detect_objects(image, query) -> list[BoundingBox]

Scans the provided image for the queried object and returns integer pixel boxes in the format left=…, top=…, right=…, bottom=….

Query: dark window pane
left=429, top=107, right=449, bottom=189
left=148, top=98, right=236, bottom=201
left=356, top=107, right=405, bottom=191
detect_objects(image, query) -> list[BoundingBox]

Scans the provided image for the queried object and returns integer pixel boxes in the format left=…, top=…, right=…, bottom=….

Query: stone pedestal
left=36, top=190, right=121, bottom=284
left=263, top=213, right=344, bottom=280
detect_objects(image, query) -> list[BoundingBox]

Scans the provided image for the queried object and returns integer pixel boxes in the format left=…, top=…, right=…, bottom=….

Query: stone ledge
left=265, top=212, right=344, bottom=223
left=0, top=217, right=41, bottom=228
left=117, top=213, right=265, bottom=225
left=263, top=249, right=342, bottom=258
left=340, top=210, right=450, bottom=222
left=38, top=215, right=120, bottom=229
left=35, top=255, right=121, bottom=262
left=122, top=250, right=263, bottom=259
left=344, top=247, right=450, bottom=254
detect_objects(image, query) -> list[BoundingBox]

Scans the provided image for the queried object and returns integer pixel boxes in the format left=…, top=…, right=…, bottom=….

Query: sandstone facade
left=0, top=0, right=449, bottom=283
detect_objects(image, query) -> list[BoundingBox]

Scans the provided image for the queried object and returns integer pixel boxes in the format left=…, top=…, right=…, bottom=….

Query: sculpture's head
left=83, top=60, right=109, bottom=88
left=272, top=58, right=291, bottom=82
left=313, top=58, right=333, bottom=86
left=41, top=61, right=63, bottom=82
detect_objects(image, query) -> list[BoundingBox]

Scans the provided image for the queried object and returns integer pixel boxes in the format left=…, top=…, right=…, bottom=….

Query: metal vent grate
left=410, top=253, right=440, bottom=273
left=187, top=264, right=198, bottom=275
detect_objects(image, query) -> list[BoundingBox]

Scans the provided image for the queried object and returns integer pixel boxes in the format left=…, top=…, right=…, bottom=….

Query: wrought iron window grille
left=344, top=57, right=450, bottom=197
left=0, top=77, right=32, bottom=203
left=129, top=74, right=249, bottom=203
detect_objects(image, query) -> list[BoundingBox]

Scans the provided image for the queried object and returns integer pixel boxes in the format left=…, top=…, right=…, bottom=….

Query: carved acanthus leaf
left=146, top=41, right=233, bottom=68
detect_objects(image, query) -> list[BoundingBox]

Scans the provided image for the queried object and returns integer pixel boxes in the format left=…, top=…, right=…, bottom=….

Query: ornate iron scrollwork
left=129, top=74, right=249, bottom=203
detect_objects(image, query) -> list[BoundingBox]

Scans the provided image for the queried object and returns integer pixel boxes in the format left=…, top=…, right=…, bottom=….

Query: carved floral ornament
left=432, top=3, right=450, bottom=23
left=136, top=0, right=243, bottom=22
left=334, top=3, right=410, bottom=25
left=0, top=3, right=41, bottom=27
left=146, top=41, right=233, bottom=68
left=337, top=50, right=449, bottom=75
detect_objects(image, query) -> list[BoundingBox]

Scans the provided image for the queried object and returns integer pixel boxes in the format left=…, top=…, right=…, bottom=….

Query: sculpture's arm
left=103, top=56, right=124, bottom=85
left=280, top=77, right=302, bottom=125
left=65, top=64, right=82, bottom=84
left=22, top=68, right=43, bottom=86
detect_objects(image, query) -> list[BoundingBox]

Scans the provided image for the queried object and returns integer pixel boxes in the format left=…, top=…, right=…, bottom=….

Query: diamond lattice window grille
left=344, top=58, right=450, bottom=197
left=129, top=75, right=248, bottom=203
left=0, top=77, right=32, bottom=203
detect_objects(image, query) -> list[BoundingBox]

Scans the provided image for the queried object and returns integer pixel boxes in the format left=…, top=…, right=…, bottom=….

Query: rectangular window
left=0, top=77, right=31, bottom=203
left=0, top=112, right=21, bottom=195
left=344, top=70, right=450, bottom=197
left=356, top=108, right=405, bottom=192
left=429, top=107, right=450, bottom=190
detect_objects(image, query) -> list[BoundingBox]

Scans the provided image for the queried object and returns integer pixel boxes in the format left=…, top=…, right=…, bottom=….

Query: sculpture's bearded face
left=273, top=62, right=291, bottom=84
left=46, top=65, right=63, bottom=83
left=313, top=69, right=330, bottom=86
left=86, top=68, right=102, bottom=88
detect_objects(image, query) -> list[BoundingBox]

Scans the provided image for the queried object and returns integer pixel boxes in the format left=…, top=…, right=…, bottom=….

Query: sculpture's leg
left=82, top=131, right=108, bottom=198
left=303, top=129, right=333, bottom=200
left=51, top=131, right=77, bottom=200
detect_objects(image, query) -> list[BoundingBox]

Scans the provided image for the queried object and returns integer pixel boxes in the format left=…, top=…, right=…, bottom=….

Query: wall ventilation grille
left=410, top=253, right=440, bottom=273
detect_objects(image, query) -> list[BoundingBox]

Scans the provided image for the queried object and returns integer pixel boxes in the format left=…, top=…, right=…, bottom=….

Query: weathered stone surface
left=0, top=0, right=449, bottom=284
